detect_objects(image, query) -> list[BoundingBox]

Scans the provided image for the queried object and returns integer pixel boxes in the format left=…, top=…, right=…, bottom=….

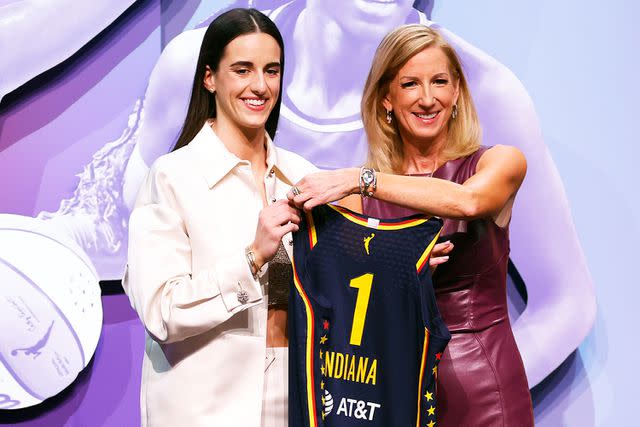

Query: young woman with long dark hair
left=123, top=9, right=315, bottom=426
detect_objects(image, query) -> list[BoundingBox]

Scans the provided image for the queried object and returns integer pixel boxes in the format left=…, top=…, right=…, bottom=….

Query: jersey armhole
left=416, top=227, right=442, bottom=276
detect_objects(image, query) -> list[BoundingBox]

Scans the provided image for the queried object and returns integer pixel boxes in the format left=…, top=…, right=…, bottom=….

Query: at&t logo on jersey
left=323, top=388, right=382, bottom=422
left=322, top=389, right=334, bottom=416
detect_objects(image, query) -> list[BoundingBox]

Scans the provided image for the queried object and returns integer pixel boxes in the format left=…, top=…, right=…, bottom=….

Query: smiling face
left=383, top=45, right=459, bottom=148
left=312, top=0, right=415, bottom=38
left=205, top=32, right=282, bottom=133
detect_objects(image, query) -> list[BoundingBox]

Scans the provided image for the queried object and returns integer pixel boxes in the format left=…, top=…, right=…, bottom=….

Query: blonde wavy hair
left=362, top=24, right=481, bottom=173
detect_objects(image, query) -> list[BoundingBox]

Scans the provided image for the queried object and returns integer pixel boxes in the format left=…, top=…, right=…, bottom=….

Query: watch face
left=362, top=170, right=374, bottom=184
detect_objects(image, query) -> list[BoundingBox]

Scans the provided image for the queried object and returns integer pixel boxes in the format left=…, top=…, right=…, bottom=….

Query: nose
left=419, top=85, right=436, bottom=108
left=250, top=72, right=267, bottom=95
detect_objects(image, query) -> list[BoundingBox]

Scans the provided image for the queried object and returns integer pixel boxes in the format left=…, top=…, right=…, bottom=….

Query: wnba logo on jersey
left=363, top=233, right=375, bottom=255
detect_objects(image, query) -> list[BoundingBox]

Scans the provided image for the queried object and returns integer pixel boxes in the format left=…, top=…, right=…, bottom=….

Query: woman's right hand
left=250, top=199, right=301, bottom=269
left=288, top=168, right=360, bottom=211
left=429, top=241, right=454, bottom=272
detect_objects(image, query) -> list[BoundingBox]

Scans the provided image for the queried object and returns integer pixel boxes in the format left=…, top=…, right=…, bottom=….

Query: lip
left=241, top=98, right=268, bottom=112
left=355, top=0, right=398, bottom=16
left=411, top=110, right=440, bottom=125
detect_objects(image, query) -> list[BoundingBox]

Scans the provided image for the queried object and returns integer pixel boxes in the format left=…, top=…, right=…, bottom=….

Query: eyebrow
left=399, top=72, right=450, bottom=80
left=229, top=61, right=281, bottom=68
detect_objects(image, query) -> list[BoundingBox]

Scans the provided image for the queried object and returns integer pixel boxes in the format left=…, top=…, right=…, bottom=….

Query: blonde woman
left=289, top=25, right=534, bottom=426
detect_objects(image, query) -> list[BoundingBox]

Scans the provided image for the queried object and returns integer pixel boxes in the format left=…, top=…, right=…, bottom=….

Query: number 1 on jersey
left=349, top=273, right=374, bottom=346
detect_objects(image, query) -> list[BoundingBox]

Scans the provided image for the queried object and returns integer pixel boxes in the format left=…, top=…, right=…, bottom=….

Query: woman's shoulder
left=447, top=145, right=490, bottom=171
left=462, top=144, right=524, bottom=164
left=274, top=146, right=319, bottom=180
left=150, top=145, right=191, bottom=172
left=477, top=144, right=527, bottom=177
left=144, top=146, right=195, bottom=190
left=480, top=144, right=525, bottom=163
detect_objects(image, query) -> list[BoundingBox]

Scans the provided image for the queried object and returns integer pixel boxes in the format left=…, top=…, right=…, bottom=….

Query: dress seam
left=473, top=331, right=507, bottom=427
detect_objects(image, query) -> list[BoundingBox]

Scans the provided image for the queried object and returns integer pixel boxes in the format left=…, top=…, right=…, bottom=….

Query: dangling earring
left=451, top=104, right=458, bottom=119
left=386, top=109, right=393, bottom=124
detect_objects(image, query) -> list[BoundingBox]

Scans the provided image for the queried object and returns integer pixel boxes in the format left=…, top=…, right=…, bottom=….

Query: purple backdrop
left=0, top=0, right=609, bottom=425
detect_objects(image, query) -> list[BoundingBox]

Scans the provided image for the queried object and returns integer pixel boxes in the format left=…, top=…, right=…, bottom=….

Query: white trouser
left=261, top=347, right=288, bottom=427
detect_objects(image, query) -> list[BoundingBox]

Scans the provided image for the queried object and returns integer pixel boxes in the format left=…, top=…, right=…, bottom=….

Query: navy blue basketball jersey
left=289, top=204, right=451, bottom=427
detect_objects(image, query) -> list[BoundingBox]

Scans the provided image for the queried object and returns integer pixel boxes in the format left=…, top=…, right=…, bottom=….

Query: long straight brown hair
left=172, top=8, right=285, bottom=151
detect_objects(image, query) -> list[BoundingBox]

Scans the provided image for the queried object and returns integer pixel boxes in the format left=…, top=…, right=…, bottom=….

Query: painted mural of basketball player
left=0, top=0, right=136, bottom=102
left=29, top=0, right=593, bottom=388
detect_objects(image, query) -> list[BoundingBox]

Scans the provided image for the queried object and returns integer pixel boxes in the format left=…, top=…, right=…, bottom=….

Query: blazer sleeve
left=123, top=159, right=263, bottom=344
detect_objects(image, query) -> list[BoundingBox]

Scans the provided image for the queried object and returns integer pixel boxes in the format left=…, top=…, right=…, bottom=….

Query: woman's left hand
left=288, top=168, right=360, bottom=211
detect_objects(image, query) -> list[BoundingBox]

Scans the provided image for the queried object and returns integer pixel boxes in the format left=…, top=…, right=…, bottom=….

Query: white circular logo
left=323, top=389, right=334, bottom=416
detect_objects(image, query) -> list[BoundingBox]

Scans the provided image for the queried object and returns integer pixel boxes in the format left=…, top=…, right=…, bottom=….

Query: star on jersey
left=320, top=335, right=328, bottom=344
left=427, top=420, right=435, bottom=427
left=425, top=391, right=433, bottom=401
left=427, top=406, right=435, bottom=416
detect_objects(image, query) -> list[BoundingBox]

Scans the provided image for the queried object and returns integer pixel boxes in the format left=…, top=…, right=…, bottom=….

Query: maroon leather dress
left=362, top=147, right=534, bottom=426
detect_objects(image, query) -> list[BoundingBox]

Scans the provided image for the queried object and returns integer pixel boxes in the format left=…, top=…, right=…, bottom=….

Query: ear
left=204, top=65, right=216, bottom=93
left=382, top=94, right=392, bottom=113
left=452, top=78, right=460, bottom=106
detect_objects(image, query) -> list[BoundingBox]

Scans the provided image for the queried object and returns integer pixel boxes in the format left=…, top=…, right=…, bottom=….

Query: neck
left=401, top=132, right=448, bottom=174
left=212, top=118, right=266, bottom=166
left=286, top=9, right=382, bottom=118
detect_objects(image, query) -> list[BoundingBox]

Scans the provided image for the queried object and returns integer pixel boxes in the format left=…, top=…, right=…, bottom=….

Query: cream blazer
left=123, top=123, right=316, bottom=426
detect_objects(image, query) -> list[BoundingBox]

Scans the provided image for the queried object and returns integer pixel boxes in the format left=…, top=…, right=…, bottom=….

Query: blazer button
left=237, top=288, right=249, bottom=304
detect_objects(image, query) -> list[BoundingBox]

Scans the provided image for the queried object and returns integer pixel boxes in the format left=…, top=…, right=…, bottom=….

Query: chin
left=407, top=122, right=447, bottom=141
left=336, top=2, right=409, bottom=37
left=406, top=129, right=442, bottom=142
left=350, top=20, right=397, bottom=40
left=240, top=120, right=269, bottom=132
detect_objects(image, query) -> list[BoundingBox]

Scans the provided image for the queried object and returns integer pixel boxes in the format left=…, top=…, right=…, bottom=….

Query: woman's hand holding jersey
left=287, top=168, right=360, bottom=211
left=250, top=199, right=301, bottom=270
